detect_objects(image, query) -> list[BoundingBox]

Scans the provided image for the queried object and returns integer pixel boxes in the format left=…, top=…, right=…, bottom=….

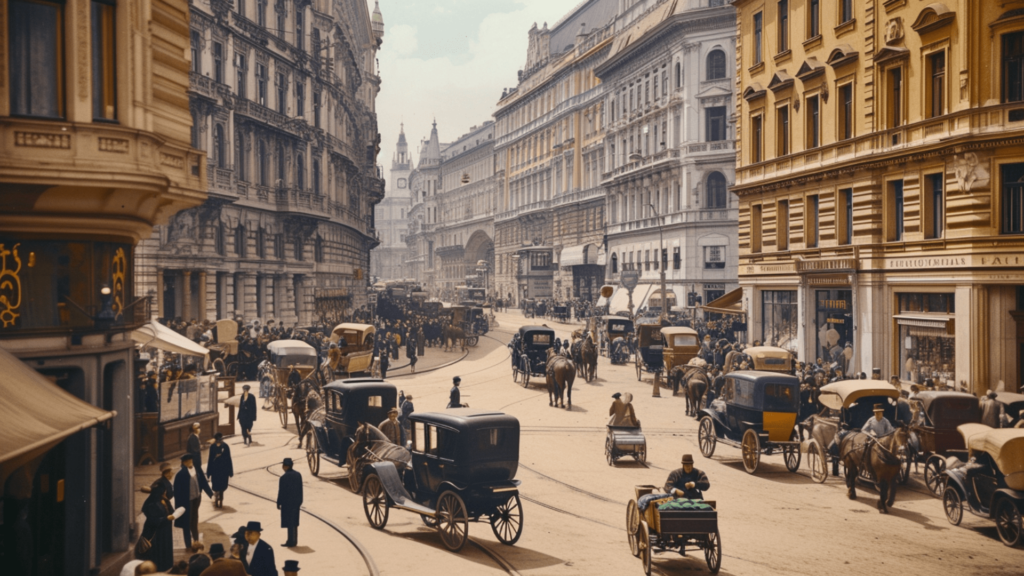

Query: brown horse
left=840, top=427, right=910, bottom=514
left=668, top=360, right=708, bottom=417
left=581, top=333, right=598, bottom=382
left=442, top=324, right=467, bottom=352
left=545, top=348, right=576, bottom=409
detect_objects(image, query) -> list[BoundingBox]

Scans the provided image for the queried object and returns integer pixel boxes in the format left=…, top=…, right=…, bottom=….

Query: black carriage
left=553, top=305, right=570, bottom=322
left=522, top=299, right=537, bottom=318
left=995, top=392, right=1024, bottom=427
left=698, top=371, right=802, bottom=474
left=599, top=315, right=634, bottom=363
left=906, top=391, right=980, bottom=496
left=450, top=306, right=488, bottom=347
left=305, top=379, right=398, bottom=486
left=512, top=326, right=555, bottom=387
left=634, top=324, right=664, bottom=382
left=359, top=410, right=524, bottom=552
left=625, top=485, right=721, bottom=575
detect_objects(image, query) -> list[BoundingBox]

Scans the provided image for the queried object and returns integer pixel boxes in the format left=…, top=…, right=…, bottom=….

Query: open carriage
left=258, top=340, right=318, bottom=428
left=906, top=391, right=980, bottom=496
left=449, top=306, right=488, bottom=347
left=625, top=485, right=721, bottom=575
left=512, top=326, right=556, bottom=387
left=661, top=327, right=700, bottom=375
left=329, top=323, right=376, bottom=376
left=360, top=410, right=524, bottom=552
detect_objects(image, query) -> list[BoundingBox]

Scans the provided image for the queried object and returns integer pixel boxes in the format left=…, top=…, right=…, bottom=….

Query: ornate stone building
left=404, top=122, right=444, bottom=292
left=596, top=0, right=738, bottom=315
left=372, top=124, right=412, bottom=281
left=733, top=0, right=1024, bottom=392
left=136, top=0, right=385, bottom=325
left=0, top=0, right=205, bottom=572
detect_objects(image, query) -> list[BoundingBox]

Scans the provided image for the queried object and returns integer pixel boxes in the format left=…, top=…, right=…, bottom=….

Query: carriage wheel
left=348, top=465, right=361, bottom=493
left=636, top=444, right=647, bottom=465
left=784, top=431, right=802, bottom=473
left=421, top=515, right=438, bottom=528
left=362, top=474, right=389, bottom=530
left=638, top=521, right=652, bottom=576
left=996, top=499, right=1024, bottom=547
left=924, top=458, right=946, bottom=497
left=512, top=361, right=520, bottom=383
left=741, top=429, right=761, bottom=474
left=278, top=388, right=289, bottom=428
left=605, top=438, right=615, bottom=466
left=436, top=491, right=469, bottom=552
left=467, top=335, right=479, bottom=347
left=808, top=441, right=828, bottom=484
left=522, top=359, right=531, bottom=388
left=305, top=431, right=320, bottom=477
left=698, top=417, right=717, bottom=458
left=942, top=486, right=963, bottom=526
left=704, top=529, right=722, bottom=574
left=489, top=493, right=523, bottom=546
left=626, top=500, right=641, bottom=557
left=897, top=451, right=911, bottom=485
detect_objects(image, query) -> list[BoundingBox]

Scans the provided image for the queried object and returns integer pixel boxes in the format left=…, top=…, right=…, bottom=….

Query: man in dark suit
left=241, top=521, right=277, bottom=576
left=174, top=453, right=212, bottom=548
left=187, top=422, right=204, bottom=470
left=238, top=384, right=257, bottom=446
left=277, top=458, right=303, bottom=547
left=447, top=376, right=461, bottom=408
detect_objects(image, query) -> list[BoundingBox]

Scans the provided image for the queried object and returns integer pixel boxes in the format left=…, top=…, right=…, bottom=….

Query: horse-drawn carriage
left=328, top=323, right=376, bottom=376
left=522, top=299, right=537, bottom=318
left=258, top=339, right=318, bottom=428
left=698, top=371, right=802, bottom=474
left=512, top=326, right=556, bottom=387
left=744, top=346, right=794, bottom=373
left=634, top=324, right=664, bottom=383
left=906, top=391, right=980, bottom=496
left=449, top=305, right=488, bottom=347
left=552, top=304, right=570, bottom=322
left=625, top=485, right=722, bottom=575
left=661, top=327, right=700, bottom=374
left=994, top=392, right=1024, bottom=427
left=360, top=410, right=524, bottom=551
left=606, top=417, right=646, bottom=465
left=599, top=315, right=634, bottom=363
left=941, top=424, right=1024, bottom=546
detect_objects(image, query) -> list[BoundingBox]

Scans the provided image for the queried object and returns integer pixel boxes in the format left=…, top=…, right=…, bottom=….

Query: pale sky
left=372, top=0, right=586, bottom=174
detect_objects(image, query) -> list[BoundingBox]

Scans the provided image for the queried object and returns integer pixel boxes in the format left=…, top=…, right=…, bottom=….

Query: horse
left=581, top=332, right=598, bottom=382
left=345, top=422, right=412, bottom=493
left=442, top=324, right=467, bottom=352
left=545, top=348, right=576, bottom=409
left=668, top=359, right=709, bottom=417
left=839, top=426, right=910, bottom=514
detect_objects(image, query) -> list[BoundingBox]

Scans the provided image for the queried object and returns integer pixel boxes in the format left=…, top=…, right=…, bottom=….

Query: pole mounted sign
left=621, top=270, right=639, bottom=291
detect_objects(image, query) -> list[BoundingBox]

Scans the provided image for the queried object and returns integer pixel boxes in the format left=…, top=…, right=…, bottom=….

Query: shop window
left=751, top=204, right=763, bottom=252
left=887, top=67, right=903, bottom=129
left=777, top=0, right=789, bottom=53
left=9, top=0, right=65, bottom=118
left=707, top=50, right=726, bottom=80
left=838, top=188, right=853, bottom=245
left=1001, top=163, right=1024, bottom=234
left=777, top=199, right=790, bottom=250
left=815, top=289, right=853, bottom=372
left=753, top=12, right=763, bottom=65
left=92, top=0, right=116, bottom=121
left=776, top=104, right=790, bottom=156
left=928, top=51, right=946, bottom=119
left=897, top=293, right=956, bottom=387
left=704, top=246, right=725, bottom=269
left=808, top=0, right=820, bottom=38
left=887, top=180, right=904, bottom=241
left=673, top=247, right=681, bottom=270
left=751, top=114, right=763, bottom=162
left=806, top=194, right=820, bottom=247
left=1004, top=32, right=1024, bottom=103
left=924, top=173, right=944, bottom=239
left=706, top=106, right=727, bottom=141
left=839, top=83, right=853, bottom=140
left=762, top=290, right=798, bottom=352
left=806, top=95, right=820, bottom=149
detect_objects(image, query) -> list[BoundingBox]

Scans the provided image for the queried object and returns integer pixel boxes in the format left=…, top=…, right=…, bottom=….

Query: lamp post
left=511, top=253, right=521, bottom=308
left=646, top=203, right=667, bottom=325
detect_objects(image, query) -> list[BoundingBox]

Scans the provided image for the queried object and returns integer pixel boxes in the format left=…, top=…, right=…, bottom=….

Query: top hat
left=244, top=521, right=263, bottom=532
left=681, top=454, right=694, bottom=465
left=180, top=453, right=193, bottom=462
left=283, top=457, right=294, bottom=467
left=208, top=543, right=226, bottom=558
left=283, top=560, right=301, bottom=571
left=872, top=403, right=885, bottom=412
left=612, top=392, right=622, bottom=399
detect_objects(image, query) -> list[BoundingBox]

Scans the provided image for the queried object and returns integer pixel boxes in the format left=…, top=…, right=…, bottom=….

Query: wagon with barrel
left=905, top=391, right=980, bottom=496
left=328, top=323, right=376, bottom=376
left=512, top=326, right=556, bottom=387
left=359, top=410, right=524, bottom=551
left=624, top=485, right=721, bottom=575
left=634, top=323, right=664, bottom=383
left=698, top=370, right=802, bottom=474
left=606, top=425, right=647, bottom=466
left=258, top=339, right=318, bottom=428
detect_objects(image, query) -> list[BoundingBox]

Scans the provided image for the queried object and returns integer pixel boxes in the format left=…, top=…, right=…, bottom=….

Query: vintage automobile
left=906, top=391, right=980, bottom=496
left=742, top=346, right=794, bottom=373
left=625, top=485, right=721, bottom=575
left=941, top=424, right=1024, bottom=547
left=449, top=306, right=488, bottom=346
left=661, top=326, right=700, bottom=374
left=259, top=339, right=318, bottom=428
left=360, top=409, right=524, bottom=552
left=512, top=326, right=556, bottom=387
left=635, top=323, right=665, bottom=383
left=698, top=370, right=802, bottom=474
left=802, top=380, right=902, bottom=484
left=599, top=315, right=634, bottom=363
left=304, top=378, right=398, bottom=485
left=329, top=323, right=376, bottom=376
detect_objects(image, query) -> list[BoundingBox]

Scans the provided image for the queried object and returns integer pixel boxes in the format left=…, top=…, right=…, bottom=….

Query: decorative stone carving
left=884, top=17, right=904, bottom=45
left=99, top=138, right=130, bottom=153
left=15, top=132, right=70, bottom=149
left=953, top=152, right=989, bottom=193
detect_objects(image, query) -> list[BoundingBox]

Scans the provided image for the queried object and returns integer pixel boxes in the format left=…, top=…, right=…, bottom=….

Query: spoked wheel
left=704, top=529, right=722, bottom=573
left=605, top=438, right=615, bottom=466
left=467, top=335, right=479, bottom=347
left=741, top=429, right=761, bottom=474
left=436, top=491, right=469, bottom=551
left=942, top=486, right=963, bottom=526
left=626, top=500, right=641, bottom=557
left=362, top=474, right=389, bottom=530
left=808, top=440, right=828, bottom=484
left=278, top=389, right=289, bottom=428
left=512, top=361, right=520, bottom=383
left=784, top=431, right=802, bottom=473
left=925, top=458, right=946, bottom=497
left=489, top=493, right=523, bottom=545
left=698, top=416, right=717, bottom=458
left=636, top=444, right=647, bottom=465
left=522, top=359, right=531, bottom=388
left=638, top=521, right=651, bottom=576
left=348, top=465, right=361, bottom=493
left=996, top=499, right=1023, bottom=547
left=305, top=431, right=320, bottom=477
left=897, top=450, right=911, bottom=485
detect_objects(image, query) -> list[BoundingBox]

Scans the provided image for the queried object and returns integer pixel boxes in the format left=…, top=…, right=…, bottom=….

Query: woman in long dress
left=139, top=479, right=175, bottom=571
left=207, top=432, right=234, bottom=507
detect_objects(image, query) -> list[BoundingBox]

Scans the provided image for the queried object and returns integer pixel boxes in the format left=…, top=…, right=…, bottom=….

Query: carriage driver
left=862, top=403, right=896, bottom=437
left=664, top=454, right=710, bottom=500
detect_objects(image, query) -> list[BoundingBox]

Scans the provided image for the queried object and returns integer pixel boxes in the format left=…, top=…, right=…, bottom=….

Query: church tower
left=372, top=125, right=413, bottom=280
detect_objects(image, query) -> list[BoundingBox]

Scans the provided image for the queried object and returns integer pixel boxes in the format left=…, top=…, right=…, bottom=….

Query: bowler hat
left=283, top=560, right=301, bottom=571
left=612, top=392, right=622, bottom=399
left=214, top=432, right=223, bottom=441
left=873, top=403, right=885, bottom=411
left=283, top=457, right=294, bottom=467
left=453, top=376, right=461, bottom=384
left=231, top=526, right=247, bottom=543
left=681, top=454, right=694, bottom=465
left=180, top=453, right=193, bottom=462
left=244, top=521, right=263, bottom=532
left=208, top=543, right=226, bottom=558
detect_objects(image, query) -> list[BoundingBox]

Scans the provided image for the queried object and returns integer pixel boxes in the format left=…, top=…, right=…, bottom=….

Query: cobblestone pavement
left=137, top=310, right=1019, bottom=575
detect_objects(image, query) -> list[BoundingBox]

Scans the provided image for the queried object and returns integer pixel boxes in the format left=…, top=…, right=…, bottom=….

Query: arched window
left=214, top=125, right=225, bottom=168
left=296, top=153, right=305, bottom=190
left=258, top=141, right=268, bottom=186
left=611, top=253, right=618, bottom=273
left=675, top=62, right=682, bottom=88
left=276, top=143, right=285, bottom=187
left=706, top=50, right=726, bottom=81
left=312, top=159, right=321, bottom=195
left=706, top=172, right=728, bottom=209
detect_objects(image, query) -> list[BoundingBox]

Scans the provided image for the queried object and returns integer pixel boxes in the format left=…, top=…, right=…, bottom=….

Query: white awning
left=894, top=314, right=954, bottom=333
left=560, top=244, right=599, bottom=267
left=132, top=321, right=210, bottom=357
left=609, top=284, right=654, bottom=314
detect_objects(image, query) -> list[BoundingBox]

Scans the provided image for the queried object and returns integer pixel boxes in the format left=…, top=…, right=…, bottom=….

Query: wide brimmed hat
left=681, top=454, right=694, bottom=465
left=244, top=521, right=263, bottom=532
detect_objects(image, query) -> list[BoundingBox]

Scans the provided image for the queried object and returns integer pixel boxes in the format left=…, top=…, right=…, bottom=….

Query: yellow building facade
left=732, top=0, right=1024, bottom=393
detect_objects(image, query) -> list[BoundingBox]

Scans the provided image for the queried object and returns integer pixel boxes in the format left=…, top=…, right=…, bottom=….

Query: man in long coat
left=186, top=423, right=204, bottom=470
left=277, top=458, right=303, bottom=547
left=379, top=407, right=401, bottom=445
left=207, top=433, right=233, bottom=508
left=174, top=453, right=212, bottom=548
left=238, top=384, right=257, bottom=446
left=608, top=392, right=639, bottom=427
left=241, top=521, right=277, bottom=576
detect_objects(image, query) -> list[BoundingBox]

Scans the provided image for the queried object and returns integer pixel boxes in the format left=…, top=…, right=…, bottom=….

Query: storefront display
left=896, top=293, right=956, bottom=387
left=815, top=289, right=853, bottom=374
left=761, top=290, right=798, bottom=352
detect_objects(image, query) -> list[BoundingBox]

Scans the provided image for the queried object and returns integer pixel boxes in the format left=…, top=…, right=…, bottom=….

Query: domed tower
left=371, top=1, right=385, bottom=44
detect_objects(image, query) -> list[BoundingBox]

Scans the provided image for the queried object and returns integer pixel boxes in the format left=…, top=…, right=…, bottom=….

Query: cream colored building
left=733, top=0, right=1024, bottom=393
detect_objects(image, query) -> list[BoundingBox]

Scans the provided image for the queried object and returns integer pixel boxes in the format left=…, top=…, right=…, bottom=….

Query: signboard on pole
left=620, top=270, right=639, bottom=291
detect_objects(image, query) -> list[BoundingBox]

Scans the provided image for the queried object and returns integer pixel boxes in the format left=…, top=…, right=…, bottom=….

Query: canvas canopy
left=216, top=319, right=238, bottom=355
left=701, top=288, right=744, bottom=315
left=0, top=347, right=115, bottom=482
left=818, top=380, right=899, bottom=411
left=958, top=423, right=1024, bottom=491
left=266, top=339, right=317, bottom=368
left=331, top=323, right=375, bottom=344
left=132, top=320, right=210, bottom=357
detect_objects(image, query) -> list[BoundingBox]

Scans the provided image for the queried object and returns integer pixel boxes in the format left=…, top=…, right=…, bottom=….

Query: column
left=156, top=268, right=165, bottom=318
left=198, top=271, right=208, bottom=321
left=242, top=272, right=258, bottom=319
left=182, top=271, right=192, bottom=320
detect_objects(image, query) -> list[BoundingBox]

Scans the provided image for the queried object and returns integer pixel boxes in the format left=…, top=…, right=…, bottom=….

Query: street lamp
left=646, top=203, right=667, bottom=325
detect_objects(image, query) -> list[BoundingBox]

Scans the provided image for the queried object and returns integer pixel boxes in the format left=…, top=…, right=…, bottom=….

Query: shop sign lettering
left=888, top=257, right=967, bottom=269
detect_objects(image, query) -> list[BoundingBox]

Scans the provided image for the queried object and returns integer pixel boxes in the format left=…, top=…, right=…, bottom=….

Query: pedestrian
left=407, top=336, right=418, bottom=373
left=277, top=458, right=303, bottom=547
left=238, top=384, right=257, bottom=446
left=379, top=407, right=401, bottom=445
left=448, top=376, right=462, bottom=408
left=980, top=390, right=1006, bottom=428
left=282, top=560, right=301, bottom=576
left=187, top=423, right=204, bottom=470
left=188, top=549, right=211, bottom=576
left=199, top=543, right=246, bottom=576
left=138, top=469, right=175, bottom=571
left=174, top=453, right=212, bottom=549
left=207, top=433, right=233, bottom=508
left=400, top=394, right=414, bottom=443
left=417, top=327, right=425, bottom=357
left=379, top=347, right=389, bottom=379
left=241, top=522, right=276, bottom=576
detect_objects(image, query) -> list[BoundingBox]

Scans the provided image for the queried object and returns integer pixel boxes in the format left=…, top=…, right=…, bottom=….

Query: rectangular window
left=777, top=200, right=789, bottom=250
left=704, top=246, right=726, bottom=269
left=1002, top=163, right=1024, bottom=234
left=673, top=247, right=681, bottom=270
left=1003, top=32, right=1024, bottom=102
left=751, top=204, right=763, bottom=252
left=256, top=63, right=267, bottom=106
left=645, top=250, right=651, bottom=271
left=808, top=0, right=820, bottom=38
left=928, top=51, right=946, bottom=118
left=296, top=82, right=305, bottom=117
left=778, top=0, right=789, bottom=53
left=839, top=84, right=853, bottom=140
left=776, top=105, right=790, bottom=156
left=753, top=12, right=763, bottom=64
left=276, top=1, right=285, bottom=38
left=213, top=42, right=225, bottom=84
left=887, top=67, right=903, bottom=129
left=314, top=91, right=321, bottom=127
left=751, top=114, right=763, bottom=163
left=806, top=95, right=820, bottom=149
left=190, top=30, right=201, bottom=74
left=840, top=0, right=853, bottom=24
left=888, top=180, right=905, bottom=241
left=91, top=0, right=116, bottom=121
left=9, top=0, right=65, bottom=118
left=762, top=290, right=798, bottom=351
left=924, top=173, right=944, bottom=239
left=276, top=72, right=286, bottom=114
left=706, top=106, right=727, bottom=142
left=257, top=0, right=266, bottom=27
left=806, top=194, right=820, bottom=247
left=295, top=10, right=304, bottom=51
left=839, top=188, right=853, bottom=245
